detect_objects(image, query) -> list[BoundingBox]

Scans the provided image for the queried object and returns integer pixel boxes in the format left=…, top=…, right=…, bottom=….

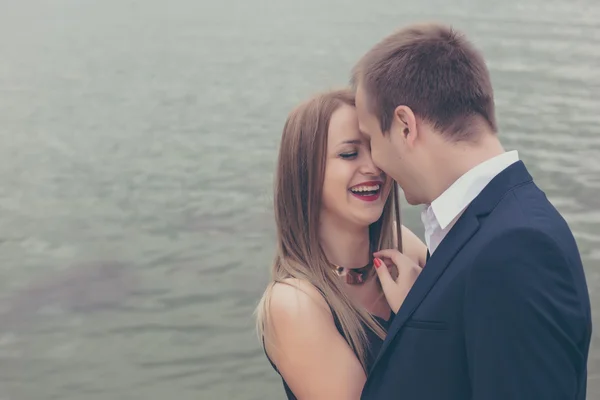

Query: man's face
left=356, top=86, right=402, bottom=182
left=355, top=85, right=417, bottom=202
left=355, top=86, right=395, bottom=177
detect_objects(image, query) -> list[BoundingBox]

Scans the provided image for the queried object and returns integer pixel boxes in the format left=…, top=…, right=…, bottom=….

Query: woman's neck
left=319, top=218, right=370, bottom=269
left=319, top=217, right=391, bottom=319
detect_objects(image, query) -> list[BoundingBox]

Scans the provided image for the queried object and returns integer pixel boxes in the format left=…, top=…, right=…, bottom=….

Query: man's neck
left=427, top=135, right=505, bottom=204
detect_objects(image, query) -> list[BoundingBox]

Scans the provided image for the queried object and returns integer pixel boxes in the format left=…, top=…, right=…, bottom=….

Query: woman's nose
left=360, top=155, right=382, bottom=176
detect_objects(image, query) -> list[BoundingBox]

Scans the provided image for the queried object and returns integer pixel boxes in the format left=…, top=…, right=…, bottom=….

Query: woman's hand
left=373, top=249, right=423, bottom=313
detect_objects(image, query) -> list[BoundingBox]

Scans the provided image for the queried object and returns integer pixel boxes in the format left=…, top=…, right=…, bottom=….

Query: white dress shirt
left=421, top=151, right=520, bottom=254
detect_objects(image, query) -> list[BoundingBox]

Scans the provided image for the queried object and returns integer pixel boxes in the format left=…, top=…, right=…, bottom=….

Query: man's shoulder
left=484, top=180, right=575, bottom=243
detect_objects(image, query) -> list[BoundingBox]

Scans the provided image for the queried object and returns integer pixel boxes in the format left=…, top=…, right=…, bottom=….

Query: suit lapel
left=370, top=207, right=481, bottom=371
left=368, top=161, right=534, bottom=376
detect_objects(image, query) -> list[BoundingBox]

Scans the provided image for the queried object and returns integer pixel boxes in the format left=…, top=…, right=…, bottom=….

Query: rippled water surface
left=0, top=0, right=598, bottom=399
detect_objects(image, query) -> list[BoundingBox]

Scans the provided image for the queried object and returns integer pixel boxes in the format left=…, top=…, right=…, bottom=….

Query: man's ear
left=393, top=105, right=418, bottom=148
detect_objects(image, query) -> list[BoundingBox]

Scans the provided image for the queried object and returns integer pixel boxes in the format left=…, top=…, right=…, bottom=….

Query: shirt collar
left=429, top=151, right=520, bottom=230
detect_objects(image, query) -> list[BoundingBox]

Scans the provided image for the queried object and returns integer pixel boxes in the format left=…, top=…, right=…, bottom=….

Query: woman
left=255, top=89, right=427, bottom=399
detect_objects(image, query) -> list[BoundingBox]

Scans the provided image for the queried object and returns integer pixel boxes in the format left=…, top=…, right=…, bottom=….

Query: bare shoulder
left=265, top=278, right=366, bottom=399
left=268, top=278, right=331, bottom=322
left=401, top=224, right=428, bottom=267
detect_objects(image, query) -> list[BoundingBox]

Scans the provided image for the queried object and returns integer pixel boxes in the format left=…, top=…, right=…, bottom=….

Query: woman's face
left=320, top=104, right=389, bottom=230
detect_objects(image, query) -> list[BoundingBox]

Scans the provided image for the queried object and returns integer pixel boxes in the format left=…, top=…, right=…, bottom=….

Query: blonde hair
left=255, top=88, right=402, bottom=372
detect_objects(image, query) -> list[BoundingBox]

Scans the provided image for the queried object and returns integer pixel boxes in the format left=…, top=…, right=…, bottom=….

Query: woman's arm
left=400, top=225, right=428, bottom=268
left=264, top=279, right=366, bottom=400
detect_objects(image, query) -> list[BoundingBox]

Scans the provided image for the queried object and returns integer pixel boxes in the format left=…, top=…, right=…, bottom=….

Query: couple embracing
left=256, top=22, right=592, bottom=400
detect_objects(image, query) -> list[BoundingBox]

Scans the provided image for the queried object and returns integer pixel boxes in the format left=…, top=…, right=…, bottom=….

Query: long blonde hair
left=255, top=88, right=402, bottom=372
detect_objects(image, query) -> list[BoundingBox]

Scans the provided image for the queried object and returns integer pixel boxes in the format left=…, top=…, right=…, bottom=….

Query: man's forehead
left=354, top=87, right=373, bottom=132
left=355, top=85, right=374, bottom=119
left=357, top=120, right=370, bottom=138
left=355, top=84, right=366, bottom=106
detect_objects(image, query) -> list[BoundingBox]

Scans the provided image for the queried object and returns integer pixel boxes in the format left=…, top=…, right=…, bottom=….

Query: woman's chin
left=352, top=209, right=385, bottom=227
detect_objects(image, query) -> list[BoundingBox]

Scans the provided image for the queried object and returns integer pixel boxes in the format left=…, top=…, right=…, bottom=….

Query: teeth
left=350, top=184, right=380, bottom=193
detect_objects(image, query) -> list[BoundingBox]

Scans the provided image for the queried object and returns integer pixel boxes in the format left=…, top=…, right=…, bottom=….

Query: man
left=353, top=22, right=592, bottom=400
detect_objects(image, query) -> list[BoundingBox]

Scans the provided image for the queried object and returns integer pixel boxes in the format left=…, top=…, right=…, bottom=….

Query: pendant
left=333, top=262, right=373, bottom=285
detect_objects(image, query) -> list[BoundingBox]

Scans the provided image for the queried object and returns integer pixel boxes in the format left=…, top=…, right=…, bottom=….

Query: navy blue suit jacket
left=361, top=161, right=592, bottom=400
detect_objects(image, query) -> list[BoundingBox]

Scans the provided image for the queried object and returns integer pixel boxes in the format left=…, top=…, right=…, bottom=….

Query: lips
left=349, top=181, right=383, bottom=202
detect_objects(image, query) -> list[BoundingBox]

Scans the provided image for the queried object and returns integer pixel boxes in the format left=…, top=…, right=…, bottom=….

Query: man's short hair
left=352, top=23, right=497, bottom=140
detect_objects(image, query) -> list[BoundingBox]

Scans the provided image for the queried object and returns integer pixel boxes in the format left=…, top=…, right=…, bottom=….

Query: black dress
left=266, top=313, right=393, bottom=400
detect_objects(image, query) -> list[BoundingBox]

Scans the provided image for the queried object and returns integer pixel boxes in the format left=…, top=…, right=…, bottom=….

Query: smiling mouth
left=349, top=182, right=382, bottom=202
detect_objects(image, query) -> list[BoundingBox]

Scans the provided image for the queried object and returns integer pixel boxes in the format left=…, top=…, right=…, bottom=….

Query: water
left=0, top=0, right=598, bottom=398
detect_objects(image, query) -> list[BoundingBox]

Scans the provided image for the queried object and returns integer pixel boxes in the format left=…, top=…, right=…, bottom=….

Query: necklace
left=332, top=261, right=374, bottom=285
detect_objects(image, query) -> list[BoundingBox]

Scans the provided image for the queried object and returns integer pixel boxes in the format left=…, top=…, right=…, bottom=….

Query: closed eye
left=340, top=152, right=358, bottom=159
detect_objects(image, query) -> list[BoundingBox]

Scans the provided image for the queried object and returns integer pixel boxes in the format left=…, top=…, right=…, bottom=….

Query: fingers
left=374, top=248, right=401, bottom=259
left=374, top=249, right=408, bottom=268
left=373, top=249, right=424, bottom=314
left=374, top=257, right=400, bottom=313
left=375, top=249, right=421, bottom=270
